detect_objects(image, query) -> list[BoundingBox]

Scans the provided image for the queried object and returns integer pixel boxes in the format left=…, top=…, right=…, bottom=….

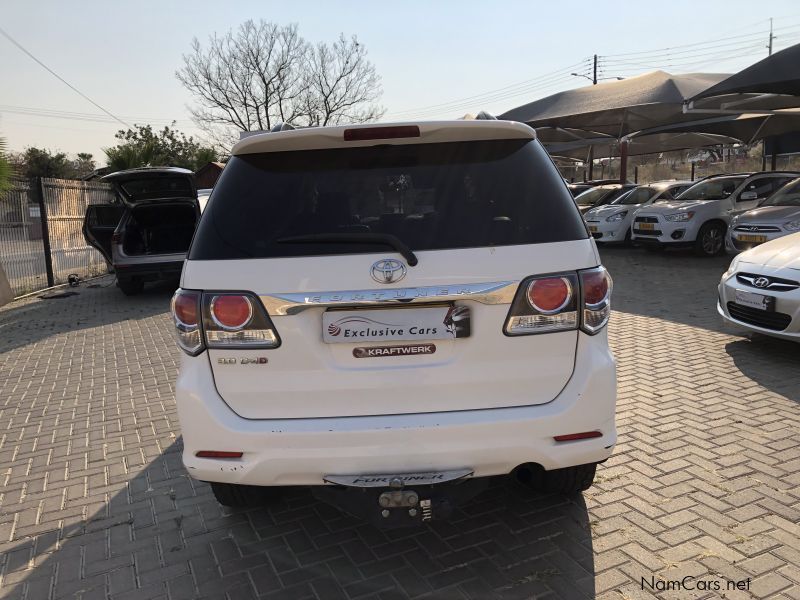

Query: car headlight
left=665, top=211, right=695, bottom=222
left=724, top=255, right=741, bottom=277
left=783, top=219, right=800, bottom=231
left=606, top=211, right=628, bottom=222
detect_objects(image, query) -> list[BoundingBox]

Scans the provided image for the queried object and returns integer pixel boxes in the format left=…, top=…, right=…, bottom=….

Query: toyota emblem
left=753, top=277, right=770, bottom=288
left=370, top=259, right=406, bottom=284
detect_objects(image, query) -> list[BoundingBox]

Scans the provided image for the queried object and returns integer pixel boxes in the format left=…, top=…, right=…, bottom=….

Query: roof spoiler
left=239, top=122, right=297, bottom=140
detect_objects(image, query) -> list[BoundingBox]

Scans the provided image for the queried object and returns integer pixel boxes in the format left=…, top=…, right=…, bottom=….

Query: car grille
left=736, top=273, right=800, bottom=292
left=635, top=216, right=659, bottom=223
left=727, top=302, right=792, bottom=331
left=632, top=228, right=662, bottom=236
left=734, top=225, right=781, bottom=233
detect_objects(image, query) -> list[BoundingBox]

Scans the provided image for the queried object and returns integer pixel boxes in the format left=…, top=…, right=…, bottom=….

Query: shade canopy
left=500, top=70, right=728, bottom=137
left=687, top=43, right=800, bottom=112
left=627, top=111, right=800, bottom=145
left=546, top=131, right=739, bottom=161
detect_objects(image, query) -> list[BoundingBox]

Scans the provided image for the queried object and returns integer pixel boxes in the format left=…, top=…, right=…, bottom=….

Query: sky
left=2, top=0, right=800, bottom=164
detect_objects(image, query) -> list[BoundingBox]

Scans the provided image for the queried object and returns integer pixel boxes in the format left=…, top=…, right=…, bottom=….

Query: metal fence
left=0, top=178, right=115, bottom=297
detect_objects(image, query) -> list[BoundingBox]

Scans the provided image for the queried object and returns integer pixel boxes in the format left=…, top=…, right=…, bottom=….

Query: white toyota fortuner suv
left=170, top=119, right=616, bottom=524
left=631, top=172, right=796, bottom=257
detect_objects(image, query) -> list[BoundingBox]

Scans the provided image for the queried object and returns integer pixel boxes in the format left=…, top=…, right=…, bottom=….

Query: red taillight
left=343, top=125, right=420, bottom=141
left=195, top=451, right=243, bottom=459
left=579, top=267, right=612, bottom=334
left=582, top=270, right=610, bottom=306
left=554, top=431, right=602, bottom=442
left=527, top=277, right=572, bottom=314
left=210, top=295, right=253, bottom=330
left=173, top=292, right=199, bottom=326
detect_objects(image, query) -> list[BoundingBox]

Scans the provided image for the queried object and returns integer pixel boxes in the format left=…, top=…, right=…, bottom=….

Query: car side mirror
left=738, top=191, right=758, bottom=201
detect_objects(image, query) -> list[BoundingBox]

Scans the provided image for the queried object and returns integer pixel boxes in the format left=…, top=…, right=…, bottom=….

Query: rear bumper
left=176, top=330, right=617, bottom=486
left=114, top=259, right=184, bottom=281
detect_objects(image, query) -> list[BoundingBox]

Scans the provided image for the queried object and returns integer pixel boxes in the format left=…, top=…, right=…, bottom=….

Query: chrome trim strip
left=261, top=280, right=518, bottom=315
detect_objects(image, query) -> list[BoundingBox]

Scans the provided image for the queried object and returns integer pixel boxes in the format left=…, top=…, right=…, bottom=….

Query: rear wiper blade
left=276, top=232, right=418, bottom=266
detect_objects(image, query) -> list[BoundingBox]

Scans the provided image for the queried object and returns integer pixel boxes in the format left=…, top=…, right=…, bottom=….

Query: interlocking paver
left=0, top=248, right=799, bottom=599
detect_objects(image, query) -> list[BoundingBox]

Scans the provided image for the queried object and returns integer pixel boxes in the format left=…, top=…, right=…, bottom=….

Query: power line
left=0, top=26, right=130, bottom=127
left=386, top=59, right=590, bottom=118
left=0, top=104, right=192, bottom=126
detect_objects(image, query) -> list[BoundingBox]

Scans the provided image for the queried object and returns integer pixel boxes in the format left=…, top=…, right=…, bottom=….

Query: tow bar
left=315, top=469, right=486, bottom=528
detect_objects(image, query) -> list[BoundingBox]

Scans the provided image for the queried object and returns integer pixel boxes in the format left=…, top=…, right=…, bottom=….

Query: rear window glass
left=190, top=139, right=586, bottom=260
left=117, top=176, right=194, bottom=200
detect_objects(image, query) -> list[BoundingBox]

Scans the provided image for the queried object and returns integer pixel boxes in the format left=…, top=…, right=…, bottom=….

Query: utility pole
left=592, top=54, right=598, bottom=85
left=763, top=18, right=775, bottom=171
left=587, top=54, right=598, bottom=179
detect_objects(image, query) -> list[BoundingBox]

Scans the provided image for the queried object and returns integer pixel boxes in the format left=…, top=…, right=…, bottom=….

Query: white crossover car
left=632, top=172, right=796, bottom=256
left=584, top=180, right=692, bottom=244
left=727, top=177, right=800, bottom=253
left=718, top=231, right=800, bottom=341
left=170, top=119, right=617, bottom=524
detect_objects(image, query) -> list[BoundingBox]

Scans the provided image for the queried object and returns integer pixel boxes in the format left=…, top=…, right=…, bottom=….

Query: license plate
left=588, top=225, right=599, bottom=233
left=734, top=289, right=774, bottom=312
left=736, top=234, right=767, bottom=243
left=323, top=305, right=470, bottom=343
left=637, top=222, right=655, bottom=230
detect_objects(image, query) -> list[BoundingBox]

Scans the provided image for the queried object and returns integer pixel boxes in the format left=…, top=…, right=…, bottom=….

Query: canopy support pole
left=587, top=146, right=594, bottom=180
left=619, top=139, right=629, bottom=183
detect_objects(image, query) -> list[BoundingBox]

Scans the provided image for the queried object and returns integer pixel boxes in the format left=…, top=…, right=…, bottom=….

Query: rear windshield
left=117, top=176, right=194, bottom=201
left=189, top=139, right=586, bottom=260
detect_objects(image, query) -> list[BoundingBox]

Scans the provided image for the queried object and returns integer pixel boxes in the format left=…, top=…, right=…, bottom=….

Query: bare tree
left=177, top=21, right=384, bottom=147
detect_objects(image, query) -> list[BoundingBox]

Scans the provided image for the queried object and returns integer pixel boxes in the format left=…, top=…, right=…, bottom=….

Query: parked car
left=573, top=183, right=637, bottom=214
left=726, top=176, right=800, bottom=253
left=83, top=167, right=199, bottom=295
left=584, top=180, right=692, bottom=244
left=170, top=120, right=617, bottom=521
left=718, top=231, right=800, bottom=341
left=631, top=172, right=797, bottom=257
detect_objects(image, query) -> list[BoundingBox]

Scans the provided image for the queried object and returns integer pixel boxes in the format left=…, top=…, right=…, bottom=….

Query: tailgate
left=184, top=242, right=597, bottom=419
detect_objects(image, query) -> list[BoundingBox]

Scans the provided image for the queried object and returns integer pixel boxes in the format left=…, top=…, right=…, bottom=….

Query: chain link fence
left=0, top=178, right=116, bottom=297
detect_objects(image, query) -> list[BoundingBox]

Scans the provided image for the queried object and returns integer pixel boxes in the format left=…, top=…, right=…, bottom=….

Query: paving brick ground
left=0, top=247, right=798, bottom=600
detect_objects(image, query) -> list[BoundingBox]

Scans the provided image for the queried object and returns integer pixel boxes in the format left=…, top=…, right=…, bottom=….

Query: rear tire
left=210, top=482, right=272, bottom=507
left=517, top=463, right=597, bottom=495
left=694, top=222, right=725, bottom=257
left=118, top=278, right=144, bottom=296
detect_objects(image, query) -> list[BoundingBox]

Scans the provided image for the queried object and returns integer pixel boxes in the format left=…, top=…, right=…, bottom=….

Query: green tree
left=104, top=124, right=218, bottom=171
left=18, top=147, right=77, bottom=179
left=74, top=152, right=96, bottom=178
left=0, top=138, right=12, bottom=197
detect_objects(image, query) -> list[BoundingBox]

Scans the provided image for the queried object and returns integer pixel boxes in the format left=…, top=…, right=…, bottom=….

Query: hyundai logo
left=753, top=277, right=770, bottom=288
left=370, top=259, right=407, bottom=284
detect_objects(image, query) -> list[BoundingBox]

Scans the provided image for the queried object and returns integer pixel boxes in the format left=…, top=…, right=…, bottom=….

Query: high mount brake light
left=343, top=125, right=420, bottom=142
left=504, top=267, right=613, bottom=336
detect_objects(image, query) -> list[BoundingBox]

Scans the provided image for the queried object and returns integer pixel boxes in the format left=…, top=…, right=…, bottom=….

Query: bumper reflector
left=195, top=451, right=243, bottom=459
left=554, top=431, right=602, bottom=442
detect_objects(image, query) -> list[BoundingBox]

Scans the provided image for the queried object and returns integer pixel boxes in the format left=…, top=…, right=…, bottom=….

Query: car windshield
left=675, top=177, right=745, bottom=201
left=574, top=186, right=617, bottom=206
left=189, top=139, right=587, bottom=260
left=613, top=187, right=655, bottom=205
left=760, top=178, right=800, bottom=207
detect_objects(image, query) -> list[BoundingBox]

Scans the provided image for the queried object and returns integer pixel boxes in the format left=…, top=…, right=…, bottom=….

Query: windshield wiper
left=276, top=232, right=419, bottom=266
